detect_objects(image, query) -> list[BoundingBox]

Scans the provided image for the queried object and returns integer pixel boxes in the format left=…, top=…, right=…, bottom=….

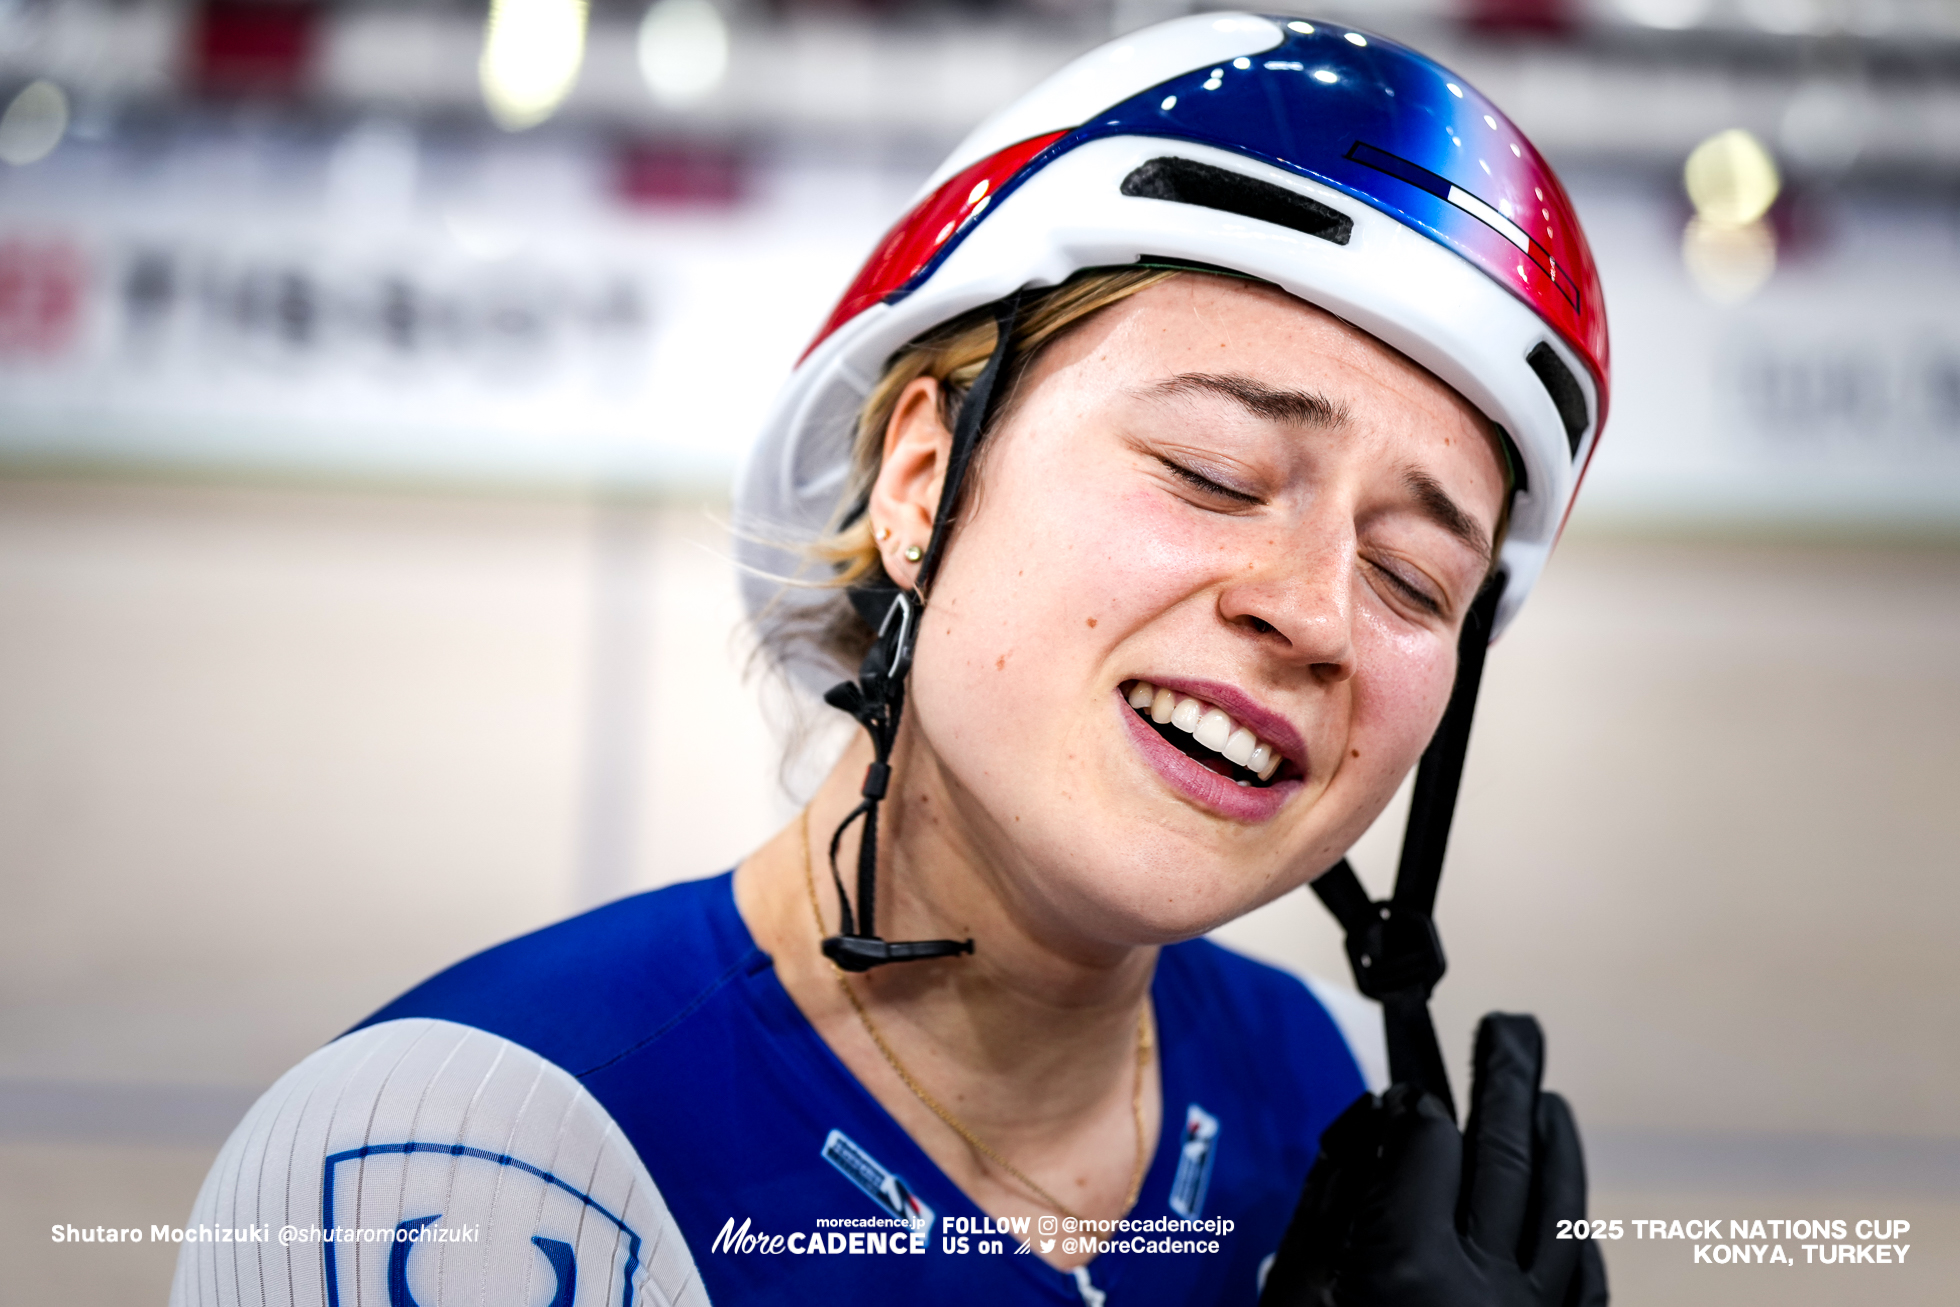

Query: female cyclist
left=174, top=14, right=1609, bottom=1307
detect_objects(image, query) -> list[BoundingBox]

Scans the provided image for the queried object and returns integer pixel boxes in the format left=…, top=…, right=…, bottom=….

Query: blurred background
left=1, top=0, right=1956, bottom=1301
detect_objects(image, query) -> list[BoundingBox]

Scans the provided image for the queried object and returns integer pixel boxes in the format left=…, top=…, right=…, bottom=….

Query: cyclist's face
left=868, top=275, right=1506, bottom=944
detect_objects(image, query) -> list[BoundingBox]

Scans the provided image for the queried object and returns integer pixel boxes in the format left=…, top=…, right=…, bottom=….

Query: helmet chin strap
left=819, top=293, right=1026, bottom=972
left=1310, top=574, right=1505, bottom=1123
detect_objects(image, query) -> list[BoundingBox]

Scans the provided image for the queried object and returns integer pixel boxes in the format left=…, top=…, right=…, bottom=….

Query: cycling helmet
left=736, top=10, right=1608, bottom=664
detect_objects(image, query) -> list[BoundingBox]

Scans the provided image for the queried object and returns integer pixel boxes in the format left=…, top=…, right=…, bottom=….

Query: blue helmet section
left=890, top=19, right=1607, bottom=386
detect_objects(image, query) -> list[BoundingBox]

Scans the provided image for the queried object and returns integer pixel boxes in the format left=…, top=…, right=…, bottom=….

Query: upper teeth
left=1126, top=681, right=1283, bottom=781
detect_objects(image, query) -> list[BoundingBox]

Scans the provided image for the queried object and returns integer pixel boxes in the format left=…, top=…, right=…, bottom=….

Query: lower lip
left=1116, top=694, right=1303, bottom=823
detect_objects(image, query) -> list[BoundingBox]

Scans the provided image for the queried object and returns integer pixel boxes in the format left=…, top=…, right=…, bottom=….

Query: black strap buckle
left=1310, top=861, right=1448, bottom=1004
left=1351, top=903, right=1448, bottom=1001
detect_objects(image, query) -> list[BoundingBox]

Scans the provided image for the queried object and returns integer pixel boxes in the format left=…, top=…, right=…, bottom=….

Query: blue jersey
left=350, top=872, right=1366, bottom=1305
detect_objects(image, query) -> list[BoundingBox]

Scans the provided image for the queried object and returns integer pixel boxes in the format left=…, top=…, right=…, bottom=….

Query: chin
left=1030, top=850, right=1283, bottom=949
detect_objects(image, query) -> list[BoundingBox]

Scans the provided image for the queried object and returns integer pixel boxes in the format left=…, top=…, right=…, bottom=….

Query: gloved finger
left=1283, top=1095, right=1384, bottom=1259
left=1522, top=1090, right=1586, bottom=1291
left=1353, top=1082, right=1464, bottom=1257
left=1458, top=1012, right=1544, bottom=1261
left=1260, top=1092, right=1380, bottom=1306
left=1566, top=1237, right=1609, bottom=1307
left=1317, top=1089, right=1386, bottom=1170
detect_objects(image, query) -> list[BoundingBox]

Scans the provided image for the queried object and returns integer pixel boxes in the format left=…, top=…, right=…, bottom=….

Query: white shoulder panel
left=1301, top=975, right=1389, bottom=1096
left=170, top=1018, right=710, bottom=1307
left=917, top=12, right=1285, bottom=195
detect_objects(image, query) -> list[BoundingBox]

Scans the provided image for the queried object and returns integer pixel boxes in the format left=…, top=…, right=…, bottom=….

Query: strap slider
left=861, top=762, right=891, bottom=800
left=876, top=590, right=916, bottom=680
left=823, top=934, right=974, bottom=973
left=1347, top=905, right=1447, bottom=1002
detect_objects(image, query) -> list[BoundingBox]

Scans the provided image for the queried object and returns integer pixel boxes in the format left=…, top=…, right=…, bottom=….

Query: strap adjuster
left=1345, top=903, right=1447, bottom=1002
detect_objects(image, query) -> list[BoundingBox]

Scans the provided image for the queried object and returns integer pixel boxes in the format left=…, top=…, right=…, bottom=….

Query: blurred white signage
left=1, top=138, right=1956, bottom=525
left=0, top=132, right=895, bottom=493
left=1574, top=180, right=1960, bottom=528
left=0, top=225, right=670, bottom=479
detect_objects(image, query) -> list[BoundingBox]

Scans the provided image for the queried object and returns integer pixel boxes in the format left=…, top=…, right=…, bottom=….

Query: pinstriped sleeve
left=169, top=1017, right=710, bottom=1307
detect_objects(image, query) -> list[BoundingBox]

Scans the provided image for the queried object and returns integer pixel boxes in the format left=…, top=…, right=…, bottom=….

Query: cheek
left=1345, top=607, right=1458, bottom=784
left=904, top=457, right=1112, bottom=745
left=904, top=445, right=1215, bottom=799
left=930, top=444, right=1212, bottom=675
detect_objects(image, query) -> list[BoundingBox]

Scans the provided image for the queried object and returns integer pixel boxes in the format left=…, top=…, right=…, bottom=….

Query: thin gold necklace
left=799, top=807, right=1153, bottom=1224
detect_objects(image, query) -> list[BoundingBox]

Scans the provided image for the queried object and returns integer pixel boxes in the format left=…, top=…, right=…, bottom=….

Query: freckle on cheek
left=995, top=655, right=1006, bottom=670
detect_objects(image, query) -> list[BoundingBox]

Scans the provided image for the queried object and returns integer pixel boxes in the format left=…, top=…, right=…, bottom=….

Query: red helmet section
left=802, top=131, right=1068, bottom=362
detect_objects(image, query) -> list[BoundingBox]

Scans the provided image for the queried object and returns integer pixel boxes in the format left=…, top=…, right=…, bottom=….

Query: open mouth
left=1122, top=680, right=1300, bottom=789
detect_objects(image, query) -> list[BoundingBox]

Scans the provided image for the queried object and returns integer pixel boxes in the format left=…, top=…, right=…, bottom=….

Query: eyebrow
left=1403, top=466, right=1492, bottom=563
left=1145, top=371, right=1491, bottom=562
left=1146, top=372, right=1350, bottom=427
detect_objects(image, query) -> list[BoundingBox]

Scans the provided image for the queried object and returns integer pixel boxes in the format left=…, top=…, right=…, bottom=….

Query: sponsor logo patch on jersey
left=821, top=1129, right=936, bottom=1236
left=1168, top=1103, right=1220, bottom=1219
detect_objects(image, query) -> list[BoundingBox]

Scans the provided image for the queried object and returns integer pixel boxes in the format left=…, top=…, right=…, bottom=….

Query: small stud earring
left=876, top=525, right=891, bottom=542
left=903, top=544, right=923, bottom=563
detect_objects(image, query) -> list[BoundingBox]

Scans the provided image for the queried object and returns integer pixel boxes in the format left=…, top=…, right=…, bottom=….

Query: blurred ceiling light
left=1682, top=128, right=1780, bottom=304
left=1615, top=0, right=1711, bottom=29
left=638, top=0, right=728, bottom=107
left=480, top=0, right=589, bottom=132
left=1685, top=128, right=1780, bottom=227
left=0, top=80, right=69, bottom=167
left=1779, top=81, right=1868, bottom=172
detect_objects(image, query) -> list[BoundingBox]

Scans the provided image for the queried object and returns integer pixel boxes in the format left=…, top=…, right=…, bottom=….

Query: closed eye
left=1367, top=556, right=1444, bottom=616
left=1157, top=455, right=1262, bottom=507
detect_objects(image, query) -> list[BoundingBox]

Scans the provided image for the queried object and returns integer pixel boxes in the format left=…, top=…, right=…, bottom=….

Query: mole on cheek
left=1351, top=749, right=1360, bottom=758
left=1085, top=617, right=1097, bottom=628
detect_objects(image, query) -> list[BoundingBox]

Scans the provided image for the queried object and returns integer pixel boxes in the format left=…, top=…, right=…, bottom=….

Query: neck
left=734, top=731, right=1161, bottom=1213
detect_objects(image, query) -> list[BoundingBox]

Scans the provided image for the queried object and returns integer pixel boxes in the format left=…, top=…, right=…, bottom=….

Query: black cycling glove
left=1259, top=1013, right=1608, bottom=1307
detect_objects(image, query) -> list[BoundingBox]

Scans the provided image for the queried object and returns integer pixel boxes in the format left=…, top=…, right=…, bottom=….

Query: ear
left=867, top=376, right=952, bottom=591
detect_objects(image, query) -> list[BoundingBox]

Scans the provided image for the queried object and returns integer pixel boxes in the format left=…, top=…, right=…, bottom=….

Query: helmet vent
left=1120, top=157, right=1352, bottom=247
left=1525, top=341, right=1588, bottom=456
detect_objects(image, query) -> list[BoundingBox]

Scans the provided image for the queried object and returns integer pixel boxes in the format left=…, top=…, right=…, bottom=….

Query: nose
left=1216, top=530, right=1358, bottom=683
